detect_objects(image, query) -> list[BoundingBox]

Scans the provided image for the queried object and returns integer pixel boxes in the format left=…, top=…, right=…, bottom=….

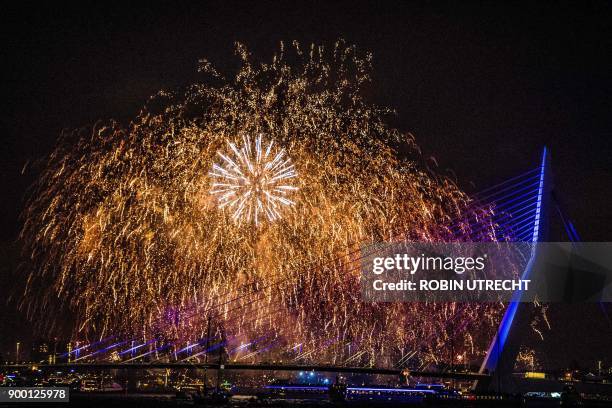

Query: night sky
left=1, top=2, right=611, bottom=367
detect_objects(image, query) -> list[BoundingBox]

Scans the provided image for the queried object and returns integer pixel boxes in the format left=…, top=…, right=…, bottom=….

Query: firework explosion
left=21, top=41, right=508, bottom=367
left=210, top=134, right=298, bottom=226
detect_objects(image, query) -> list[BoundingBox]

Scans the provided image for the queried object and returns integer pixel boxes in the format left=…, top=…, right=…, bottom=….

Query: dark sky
left=1, top=2, right=611, bottom=365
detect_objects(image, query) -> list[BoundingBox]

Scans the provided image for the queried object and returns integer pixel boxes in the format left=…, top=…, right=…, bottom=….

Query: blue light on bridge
left=484, top=147, right=547, bottom=371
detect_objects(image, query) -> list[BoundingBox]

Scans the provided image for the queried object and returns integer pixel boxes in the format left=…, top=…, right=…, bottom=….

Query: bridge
left=3, top=147, right=586, bottom=392
left=3, top=362, right=489, bottom=381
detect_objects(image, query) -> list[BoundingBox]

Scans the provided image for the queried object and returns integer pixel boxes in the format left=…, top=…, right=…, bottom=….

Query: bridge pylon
left=475, top=147, right=552, bottom=393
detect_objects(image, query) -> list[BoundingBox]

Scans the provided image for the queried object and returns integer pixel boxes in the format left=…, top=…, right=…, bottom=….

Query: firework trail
left=21, top=40, right=511, bottom=367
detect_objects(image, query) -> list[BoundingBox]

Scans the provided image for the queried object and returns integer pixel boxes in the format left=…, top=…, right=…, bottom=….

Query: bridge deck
left=1, top=362, right=489, bottom=380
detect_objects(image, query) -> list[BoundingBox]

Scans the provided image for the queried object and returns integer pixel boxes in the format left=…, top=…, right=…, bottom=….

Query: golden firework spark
left=210, top=134, right=298, bottom=226
left=18, top=40, right=539, bottom=367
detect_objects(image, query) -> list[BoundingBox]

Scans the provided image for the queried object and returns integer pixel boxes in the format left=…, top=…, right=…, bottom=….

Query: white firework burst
left=209, top=134, right=298, bottom=226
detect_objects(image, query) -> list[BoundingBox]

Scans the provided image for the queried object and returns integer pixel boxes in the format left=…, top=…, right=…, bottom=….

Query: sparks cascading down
left=21, top=41, right=510, bottom=367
